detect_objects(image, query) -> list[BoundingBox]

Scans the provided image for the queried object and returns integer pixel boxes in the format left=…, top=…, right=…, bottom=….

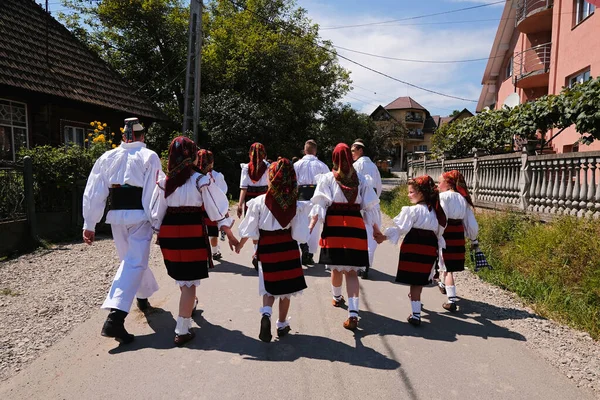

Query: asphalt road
left=0, top=214, right=594, bottom=400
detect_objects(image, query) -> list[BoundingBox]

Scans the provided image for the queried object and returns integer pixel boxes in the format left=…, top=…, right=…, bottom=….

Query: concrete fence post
left=519, top=145, right=532, bottom=211
left=472, top=148, right=480, bottom=204
left=23, top=156, right=39, bottom=244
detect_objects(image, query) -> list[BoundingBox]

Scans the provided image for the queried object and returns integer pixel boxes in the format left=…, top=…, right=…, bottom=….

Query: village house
left=0, top=0, right=164, bottom=161
left=477, top=0, right=599, bottom=153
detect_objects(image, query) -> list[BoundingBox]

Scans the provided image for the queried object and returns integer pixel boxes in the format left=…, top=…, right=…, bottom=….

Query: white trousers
left=101, top=221, right=159, bottom=312
left=365, top=223, right=377, bottom=268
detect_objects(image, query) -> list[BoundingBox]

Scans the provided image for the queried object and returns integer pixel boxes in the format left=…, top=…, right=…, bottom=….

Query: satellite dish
left=503, top=93, right=520, bottom=109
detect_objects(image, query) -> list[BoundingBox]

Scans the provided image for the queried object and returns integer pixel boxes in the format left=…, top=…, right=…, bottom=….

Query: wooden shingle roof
left=0, top=0, right=163, bottom=119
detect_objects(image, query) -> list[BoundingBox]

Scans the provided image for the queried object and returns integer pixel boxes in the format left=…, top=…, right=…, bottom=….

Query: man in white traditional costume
left=82, top=118, right=162, bottom=344
left=351, top=139, right=383, bottom=279
left=293, top=139, right=330, bottom=265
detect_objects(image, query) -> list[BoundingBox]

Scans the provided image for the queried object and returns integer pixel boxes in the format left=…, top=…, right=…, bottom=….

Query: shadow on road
left=209, top=260, right=257, bottom=277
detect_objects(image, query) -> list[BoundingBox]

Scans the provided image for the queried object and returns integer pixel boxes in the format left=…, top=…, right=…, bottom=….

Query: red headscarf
left=197, top=149, right=214, bottom=175
left=442, top=170, right=474, bottom=208
left=409, top=175, right=447, bottom=227
left=165, top=136, right=197, bottom=198
left=332, top=143, right=359, bottom=203
left=265, top=158, right=298, bottom=227
left=248, top=142, right=267, bottom=183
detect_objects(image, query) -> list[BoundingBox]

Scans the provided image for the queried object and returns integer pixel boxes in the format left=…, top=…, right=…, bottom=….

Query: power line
left=334, top=45, right=491, bottom=64
left=227, top=0, right=477, bottom=103
left=320, top=0, right=506, bottom=30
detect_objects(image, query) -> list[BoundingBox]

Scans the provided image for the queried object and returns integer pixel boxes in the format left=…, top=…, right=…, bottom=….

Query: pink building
left=477, top=0, right=599, bottom=153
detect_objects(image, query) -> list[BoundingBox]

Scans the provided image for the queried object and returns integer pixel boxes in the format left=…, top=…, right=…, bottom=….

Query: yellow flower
left=111, top=132, right=115, bottom=136
left=120, top=127, right=125, bottom=133
left=88, top=133, right=93, bottom=137
left=94, top=129, right=99, bottom=133
left=98, top=126, right=104, bottom=131
left=103, top=123, right=107, bottom=127
left=90, top=122, right=94, bottom=126
left=112, top=144, right=117, bottom=149
left=84, top=139, right=89, bottom=143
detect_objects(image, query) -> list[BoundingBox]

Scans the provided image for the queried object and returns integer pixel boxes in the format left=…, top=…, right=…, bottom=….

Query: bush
left=379, top=185, right=411, bottom=218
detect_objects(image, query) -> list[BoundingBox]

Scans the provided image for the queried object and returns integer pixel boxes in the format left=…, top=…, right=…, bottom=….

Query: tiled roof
left=384, top=96, right=426, bottom=111
left=0, top=0, right=163, bottom=119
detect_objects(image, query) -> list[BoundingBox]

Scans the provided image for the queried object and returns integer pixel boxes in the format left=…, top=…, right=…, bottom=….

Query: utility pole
left=182, top=0, right=203, bottom=143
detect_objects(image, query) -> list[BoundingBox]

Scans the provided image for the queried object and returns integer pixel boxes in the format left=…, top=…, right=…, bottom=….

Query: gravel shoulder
left=0, top=218, right=599, bottom=396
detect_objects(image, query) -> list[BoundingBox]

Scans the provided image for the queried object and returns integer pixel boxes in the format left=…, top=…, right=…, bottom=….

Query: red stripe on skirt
left=263, top=268, right=304, bottom=282
left=445, top=239, right=466, bottom=246
left=159, top=224, right=205, bottom=238
left=325, top=215, right=365, bottom=230
left=443, top=253, right=466, bottom=261
left=399, top=260, right=434, bottom=273
left=161, top=248, right=208, bottom=262
left=401, top=243, right=438, bottom=257
left=259, top=234, right=293, bottom=245
left=320, top=237, right=367, bottom=251
left=259, top=249, right=300, bottom=264
left=445, top=224, right=464, bottom=233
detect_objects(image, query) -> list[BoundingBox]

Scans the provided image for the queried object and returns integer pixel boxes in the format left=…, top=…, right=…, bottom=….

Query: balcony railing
left=407, top=130, right=424, bottom=139
left=405, top=113, right=424, bottom=122
left=516, top=0, right=553, bottom=23
left=514, top=42, right=551, bottom=83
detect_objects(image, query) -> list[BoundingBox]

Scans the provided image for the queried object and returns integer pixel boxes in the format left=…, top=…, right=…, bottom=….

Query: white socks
left=260, top=306, right=272, bottom=317
left=348, top=297, right=359, bottom=318
left=411, top=300, right=422, bottom=320
left=175, top=316, right=192, bottom=335
left=331, top=285, right=343, bottom=300
left=211, top=245, right=219, bottom=254
left=446, top=285, right=457, bottom=303
left=276, top=319, right=290, bottom=329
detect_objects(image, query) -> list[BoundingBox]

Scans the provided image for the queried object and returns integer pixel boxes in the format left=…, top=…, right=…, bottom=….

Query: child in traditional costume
left=437, top=170, right=478, bottom=312
left=197, top=149, right=229, bottom=261
left=237, top=158, right=309, bottom=342
left=308, top=143, right=380, bottom=331
left=238, top=143, right=270, bottom=270
left=376, top=176, right=446, bottom=326
left=151, top=137, right=238, bottom=346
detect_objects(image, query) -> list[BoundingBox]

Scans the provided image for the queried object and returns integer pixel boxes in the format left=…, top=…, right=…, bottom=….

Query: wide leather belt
left=108, top=185, right=143, bottom=210
left=298, top=185, right=316, bottom=201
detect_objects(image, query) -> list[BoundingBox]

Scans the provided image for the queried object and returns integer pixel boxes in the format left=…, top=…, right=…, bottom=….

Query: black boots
left=101, top=309, right=134, bottom=344
left=136, top=298, right=150, bottom=312
left=300, top=244, right=314, bottom=266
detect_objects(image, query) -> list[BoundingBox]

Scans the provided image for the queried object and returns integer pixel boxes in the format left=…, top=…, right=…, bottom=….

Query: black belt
left=247, top=185, right=268, bottom=194
left=108, top=186, right=143, bottom=210
left=298, top=185, right=316, bottom=201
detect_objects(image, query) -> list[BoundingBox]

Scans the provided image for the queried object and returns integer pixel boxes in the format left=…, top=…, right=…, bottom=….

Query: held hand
left=235, top=241, right=245, bottom=254
left=470, top=239, right=480, bottom=251
left=237, top=206, right=243, bottom=219
left=228, top=236, right=239, bottom=252
left=83, top=230, right=95, bottom=245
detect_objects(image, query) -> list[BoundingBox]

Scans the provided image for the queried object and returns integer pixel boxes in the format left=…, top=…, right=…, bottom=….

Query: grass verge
left=381, top=185, right=600, bottom=339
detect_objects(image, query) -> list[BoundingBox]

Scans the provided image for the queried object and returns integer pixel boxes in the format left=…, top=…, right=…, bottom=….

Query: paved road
left=0, top=214, right=594, bottom=400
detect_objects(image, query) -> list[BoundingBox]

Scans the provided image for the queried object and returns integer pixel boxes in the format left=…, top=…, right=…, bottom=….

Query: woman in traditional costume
left=308, top=143, right=380, bottom=331
left=237, top=158, right=309, bottom=342
left=376, top=176, right=446, bottom=326
left=437, top=170, right=478, bottom=312
left=151, top=137, right=238, bottom=346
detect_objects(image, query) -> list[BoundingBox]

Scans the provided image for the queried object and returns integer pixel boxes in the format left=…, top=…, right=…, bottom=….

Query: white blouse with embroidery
left=239, top=161, right=270, bottom=189
left=384, top=203, right=446, bottom=249
left=210, top=170, right=228, bottom=194
left=439, top=191, right=478, bottom=240
left=150, top=172, right=233, bottom=231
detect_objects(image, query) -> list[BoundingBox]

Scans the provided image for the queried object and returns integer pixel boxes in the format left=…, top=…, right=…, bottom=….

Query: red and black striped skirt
left=158, top=206, right=213, bottom=281
left=257, top=229, right=307, bottom=296
left=201, top=205, right=219, bottom=237
left=244, top=185, right=268, bottom=214
left=396, top=228, right=438, bottom=286
left=441, top=218, right=466, bottom=272
left=319, top=203, right=369, bottom=267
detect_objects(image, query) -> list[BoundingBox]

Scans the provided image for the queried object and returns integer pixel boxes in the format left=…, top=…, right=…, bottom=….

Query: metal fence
left=0, top=161, right=25, bottom=222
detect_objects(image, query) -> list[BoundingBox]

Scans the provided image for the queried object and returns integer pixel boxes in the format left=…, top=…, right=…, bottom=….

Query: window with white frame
left=63, top=121, right=99, bottom=147
left=0, top=99, right=28, bottom=161
left=568, top=68, right=591, bottom=87
left=505, top=57, right=513, bottom=80
left=574, top=0, right=595, bottom=26
left=413, top=145, right=428, bottom=152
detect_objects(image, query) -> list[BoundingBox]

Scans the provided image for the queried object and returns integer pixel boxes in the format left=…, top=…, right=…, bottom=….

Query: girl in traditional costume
left=151, top=137, right=238, bottom=346
left=238, top=143, right=270, bottom=269
left=238, top=158, right=309, bottom=342
left=308, top=143, right=380, bottom=331
left=376, top=176, right=446, bottom=326
left=197, top=149, right=229, bottom=261
left=437, top=170, right=478, bottom=312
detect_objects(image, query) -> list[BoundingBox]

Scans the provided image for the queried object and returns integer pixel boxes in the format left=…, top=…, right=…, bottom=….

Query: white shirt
left=210, top=170, right=228, bottom=194
left=238, top=195, right=309, bottom=243
left=150, top=172, right=233, bottom=230
left=439, top=191, right=478, bottom=240
left=240, top=161, right=270, bottom=188
left=353, top=156, right=382, bottom=197
left=293, top=155, right=330, bottom=186
left=82, top=141, right=163, bottom=232
left=384, top=204, right=446, bottom=248
left=309, top=172, right=380, bottom=226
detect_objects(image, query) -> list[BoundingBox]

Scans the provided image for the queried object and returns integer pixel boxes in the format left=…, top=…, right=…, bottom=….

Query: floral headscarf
left=248, top=142, right=267, bottom=183
left=332, top=143, right=359, bottom=204
left=442, top=170, right=474, bottom=208
left=265, top=158, right=298, bottom=227
left=165, top=136, right=197, bottom=198
left=197, top=149, right=214, bottom=175
left=409, top=175, right=447, bottom=227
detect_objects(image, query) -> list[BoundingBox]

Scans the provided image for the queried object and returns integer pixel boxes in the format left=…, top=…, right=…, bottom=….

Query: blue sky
left=45, top=0, right=505, bottom=117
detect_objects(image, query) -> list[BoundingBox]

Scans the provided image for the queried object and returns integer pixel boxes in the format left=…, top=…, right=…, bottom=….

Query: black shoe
left=252, top=256, right=259, bottom=271
left=259, top=315, right=272, bottom=343
left=220, top=231, right=226, bottom=241
left=174, top=330, right=195, bottom=346
left=136, top=298, right=150, bottom=312
left=301, top=252, right=309, bottom=266
left=101, top=310, right=134, bottom=344
left=306, top=253, right=315, bottom=265
left=213, top=252, right=223, bottom=261
left=361, top=268, right=369, bottom=280
left=277, top=325, right=291, bottom=338
left=407, top=315, right=421, bottom=327
left=442, top=302, right=458, bottom=312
